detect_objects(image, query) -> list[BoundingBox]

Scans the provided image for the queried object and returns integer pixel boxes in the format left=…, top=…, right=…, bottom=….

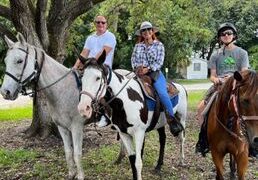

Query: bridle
left=4, top=46, right=43, bottom=95
left=4, top=45, right=72, bottom=95
left=217, top=79, right=258, bottom=142
left=230, top=80, right=258, bottom=121
left=80, top=65, right=109, bottom=114
left=79, top=63, right=135, bottom=115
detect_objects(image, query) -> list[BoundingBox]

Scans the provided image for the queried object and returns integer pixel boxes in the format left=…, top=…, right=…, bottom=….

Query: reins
left=216, top=117, right=244, bottom=141
left=104, top=71, right=135, bottom=106
left=36, top=69, right=73, bottom=92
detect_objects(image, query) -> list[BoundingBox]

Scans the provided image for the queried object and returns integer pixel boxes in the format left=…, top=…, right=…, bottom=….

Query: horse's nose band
left=80, top=91, right=95, bottom=100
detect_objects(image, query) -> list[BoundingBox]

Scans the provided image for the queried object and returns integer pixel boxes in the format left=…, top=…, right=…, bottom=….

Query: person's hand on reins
left=212, top=74, right=231, bottom=85
left=135, top=66, right=149, bottom=76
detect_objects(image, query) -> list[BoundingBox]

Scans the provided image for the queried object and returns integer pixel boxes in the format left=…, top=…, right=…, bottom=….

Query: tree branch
left=67, top=0, right=105, bottom=22
left=0, top=4, right=11, bottom=20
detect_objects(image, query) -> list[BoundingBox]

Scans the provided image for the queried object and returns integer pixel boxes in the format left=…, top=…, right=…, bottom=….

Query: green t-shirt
left=209, top=46, right=249, bottom=76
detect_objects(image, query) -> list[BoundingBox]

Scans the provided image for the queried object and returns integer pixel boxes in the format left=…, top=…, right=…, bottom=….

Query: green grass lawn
left=0, top=105, right=32, bottom=121
left=0, top=148, right=38, bottom=168
left=188, top=90, right=206, bottom=111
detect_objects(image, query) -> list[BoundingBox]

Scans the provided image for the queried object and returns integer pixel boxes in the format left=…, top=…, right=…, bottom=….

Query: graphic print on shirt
left=219, top=56, right=237, bottom=74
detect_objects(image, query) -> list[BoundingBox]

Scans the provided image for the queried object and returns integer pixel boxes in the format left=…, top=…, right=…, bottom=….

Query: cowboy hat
left=135, top=21, right=159, bottom=36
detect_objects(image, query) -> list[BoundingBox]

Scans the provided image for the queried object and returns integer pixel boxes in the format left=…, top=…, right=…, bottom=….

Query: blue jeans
left=153, top=72, right=174, bottom=117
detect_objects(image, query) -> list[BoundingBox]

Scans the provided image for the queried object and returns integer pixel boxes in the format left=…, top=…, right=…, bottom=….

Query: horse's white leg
left=119, top=133, right=137, bottom=179
left=71, top=122, right=84, bottom=180
left=179, top=115, right=186, bottom=166
left=119, top=133, right=135, bottom=154
left=175, top=86, right=187, bottom=166
left=134, top=130, right=145, bottom=180
left=114, top=140, right=127, bottom=164
left=58, top=126, right=76, bottom=179
left=179, top=130, right=185, bottom=165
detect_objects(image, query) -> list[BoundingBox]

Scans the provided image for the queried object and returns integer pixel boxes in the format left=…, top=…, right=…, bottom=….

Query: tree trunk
left=24, top=91, right=57, bottom=138
left=10, top=0, right=57, bottom=138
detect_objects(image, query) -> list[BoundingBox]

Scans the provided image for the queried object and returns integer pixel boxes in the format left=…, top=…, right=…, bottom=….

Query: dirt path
left=183, top=82, right=212, bottom=91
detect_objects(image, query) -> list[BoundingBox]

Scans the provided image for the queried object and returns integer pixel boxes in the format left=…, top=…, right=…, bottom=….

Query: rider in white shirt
left=74, top=15, right=116, bottom=69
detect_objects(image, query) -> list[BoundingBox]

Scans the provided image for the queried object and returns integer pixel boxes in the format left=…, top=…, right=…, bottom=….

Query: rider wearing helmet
left=217, top=22, right=237, bottom=44
left=195, top=22, right=250, bottom=157
left=210, top=22, right=248, bottom=83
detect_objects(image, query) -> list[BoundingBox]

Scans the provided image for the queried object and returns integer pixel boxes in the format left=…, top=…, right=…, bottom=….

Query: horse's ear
left=4, top=35, right=14, bottom=48
left=97, top=50, right=106, bottom=65
left=234, top=71, right=242, bottom=81
left=16, top=32, right=26, bottom=45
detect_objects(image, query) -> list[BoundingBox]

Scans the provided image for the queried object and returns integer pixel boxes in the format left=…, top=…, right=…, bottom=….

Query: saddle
left=137, top=75, right=179, bottom=101
left=202, top=83, right=223, bottom=116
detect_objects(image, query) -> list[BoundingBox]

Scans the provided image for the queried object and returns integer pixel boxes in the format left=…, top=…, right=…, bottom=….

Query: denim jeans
left=153, top=72, right=174, bottom=117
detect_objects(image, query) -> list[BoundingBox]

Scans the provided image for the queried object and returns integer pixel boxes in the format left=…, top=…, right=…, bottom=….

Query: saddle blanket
left=146, top=94, right=179, bottom=111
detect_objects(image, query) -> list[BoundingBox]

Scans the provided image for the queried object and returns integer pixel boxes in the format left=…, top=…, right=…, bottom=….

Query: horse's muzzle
left=78, top=102, right=92, bottom=119
left=0, top=88, right=18, bottom=100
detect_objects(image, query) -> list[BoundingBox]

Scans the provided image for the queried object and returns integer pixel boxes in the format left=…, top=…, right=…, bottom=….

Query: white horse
left=1, top=33, right=88, bottom=179
left=78, top=52, right=188, bottom=180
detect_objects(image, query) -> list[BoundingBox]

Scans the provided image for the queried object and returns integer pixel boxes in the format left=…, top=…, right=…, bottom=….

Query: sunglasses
left=220, top=30, right=234, bottom=36
left=141, top=28, right=152, bottom=33
left=95, top=21, right=106, bottom=25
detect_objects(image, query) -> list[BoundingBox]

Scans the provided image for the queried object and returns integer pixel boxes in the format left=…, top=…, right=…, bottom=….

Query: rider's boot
left=197, top=100, right=205, bottom=125
left=195, top=116, right=209, bottom=157
left=249, top=146, right=258, bottom=159
left=167, top=116, right=184, bottom=137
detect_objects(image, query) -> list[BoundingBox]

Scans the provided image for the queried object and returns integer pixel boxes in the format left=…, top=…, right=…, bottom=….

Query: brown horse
left=207, top=70, right=258, bottom=180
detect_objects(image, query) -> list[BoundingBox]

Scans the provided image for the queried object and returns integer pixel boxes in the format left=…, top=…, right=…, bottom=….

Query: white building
left=180, top=53, right=208, bottom=79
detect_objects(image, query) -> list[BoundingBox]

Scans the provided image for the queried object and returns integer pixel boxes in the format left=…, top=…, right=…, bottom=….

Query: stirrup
left=195, top=138, right=209, bottom=157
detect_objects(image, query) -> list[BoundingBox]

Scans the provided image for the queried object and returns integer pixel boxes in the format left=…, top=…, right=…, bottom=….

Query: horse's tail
left=172, top=83, right=188, bottom=122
